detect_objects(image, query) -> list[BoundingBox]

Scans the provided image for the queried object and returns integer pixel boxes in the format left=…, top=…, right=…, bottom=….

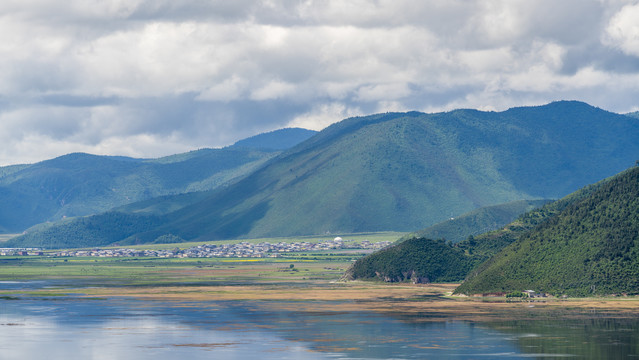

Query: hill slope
left=133, top=101, right=639, bottom=241
left=400, top=199, right=550, bottom=244
left=454, top=166, right=639, bottom=296
left=344, top=173, right=616, bottom=284
left=9, top=101, right=639, bottom=247
left=0, top=128, right=314, bottom=232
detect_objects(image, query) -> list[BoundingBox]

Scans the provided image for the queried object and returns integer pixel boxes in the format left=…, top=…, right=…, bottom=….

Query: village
left=0, top=237, right=392, bottom=258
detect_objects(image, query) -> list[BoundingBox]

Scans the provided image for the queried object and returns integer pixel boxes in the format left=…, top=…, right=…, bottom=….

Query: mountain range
left=6, top=101, right=639, bottom=248
left=0, top=128, right=316, bottom=233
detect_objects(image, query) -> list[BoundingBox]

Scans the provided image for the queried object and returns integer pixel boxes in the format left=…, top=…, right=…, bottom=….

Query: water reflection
left=1, top=293, right=639, bottom=359
left=488, top=318, right=639, bottom=359
left=0, top=298, right=327, bottom=360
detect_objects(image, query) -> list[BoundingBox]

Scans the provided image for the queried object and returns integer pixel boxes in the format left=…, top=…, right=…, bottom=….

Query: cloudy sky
left=1, top=0, right=639, bottom=165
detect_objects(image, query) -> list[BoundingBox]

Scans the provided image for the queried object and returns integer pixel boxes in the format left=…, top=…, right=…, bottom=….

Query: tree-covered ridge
left=343, top=237, right=473, bottom=283
left=455, top=166, right=639, bottom=297
left=345, top=172, right=615, bottom=284
left=400, top=199, right=550, bottom=244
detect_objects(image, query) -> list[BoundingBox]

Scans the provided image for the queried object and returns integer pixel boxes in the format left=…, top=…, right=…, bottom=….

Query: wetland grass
left=2, top=254, right=639, bottom=322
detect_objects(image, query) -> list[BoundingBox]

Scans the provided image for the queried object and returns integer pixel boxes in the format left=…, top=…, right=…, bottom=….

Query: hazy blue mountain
left=11, top=100, right=639, bottom=248
left=0, top=128, right=315, bottom=233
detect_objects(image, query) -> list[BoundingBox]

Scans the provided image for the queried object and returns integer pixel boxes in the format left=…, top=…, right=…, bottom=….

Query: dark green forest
left=343, top=237, right=473, bottom=283
left=455, top=167, right=639, bottom=296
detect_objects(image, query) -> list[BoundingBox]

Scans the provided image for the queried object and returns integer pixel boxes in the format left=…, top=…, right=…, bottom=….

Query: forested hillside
left=343, top=237, right=473, bottom=283
left=455, top=166, right=639, bottom=296
left=345, top=172, right=617, bottom=284
left=400, top=199, right=549, bottom=244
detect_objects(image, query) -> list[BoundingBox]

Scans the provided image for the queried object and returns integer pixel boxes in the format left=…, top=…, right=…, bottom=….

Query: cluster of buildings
left=0, top=248, right=43, bottom=256
left=1, top=237, right=392, bottom=258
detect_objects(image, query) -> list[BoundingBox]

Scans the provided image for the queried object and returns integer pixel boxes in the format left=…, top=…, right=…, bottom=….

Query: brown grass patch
left=6, top=280, right=639, bottom=322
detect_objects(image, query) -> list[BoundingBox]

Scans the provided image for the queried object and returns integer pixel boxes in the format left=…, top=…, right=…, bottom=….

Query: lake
left=2, top=285, right=639, bottom=359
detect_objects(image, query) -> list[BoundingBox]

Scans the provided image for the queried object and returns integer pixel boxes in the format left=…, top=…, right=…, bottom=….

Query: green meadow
left=0, top=232, right=404, bottom=288
left=0, top=256, right=354, bottom=286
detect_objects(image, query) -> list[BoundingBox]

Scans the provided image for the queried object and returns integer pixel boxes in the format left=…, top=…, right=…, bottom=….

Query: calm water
left=1, top=283, right=639, bottom=359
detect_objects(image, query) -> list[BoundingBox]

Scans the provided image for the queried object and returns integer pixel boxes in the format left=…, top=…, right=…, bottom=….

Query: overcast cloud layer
left=1, top=0, right=639, bottom=165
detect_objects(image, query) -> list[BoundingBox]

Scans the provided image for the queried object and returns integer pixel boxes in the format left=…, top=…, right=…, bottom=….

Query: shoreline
left=4, top=281, right=639, bottom=322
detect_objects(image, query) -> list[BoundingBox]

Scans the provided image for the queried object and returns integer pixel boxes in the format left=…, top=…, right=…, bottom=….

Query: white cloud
left=288, top=102, right=363, bottom=131
left=250, top=80, right=297, bottom=101
left=356, top=83, right=412, bottom=102
left=604, top=3, right=639, bottom=56
left=0, top=0, right=639, bottom=165
left=196, top=76, right=248, bottom=102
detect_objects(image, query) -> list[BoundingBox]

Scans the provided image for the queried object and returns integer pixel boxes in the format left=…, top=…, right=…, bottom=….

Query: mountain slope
left=400, top=199, right=550, bottom=244
left=135, top=101, right=639, bottom=241
left=0, top=128, right=314, bottom=232
left=344, top=237, right=473, bottom=283
left=9, top=101, right=639, bottom=247
left=454, top=166, right=639, bottom=296
left=344, top=170, right=617, bottom=284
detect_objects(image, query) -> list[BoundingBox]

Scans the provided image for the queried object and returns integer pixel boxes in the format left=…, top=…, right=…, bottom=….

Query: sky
left=1, top=0, right=639, bottom=165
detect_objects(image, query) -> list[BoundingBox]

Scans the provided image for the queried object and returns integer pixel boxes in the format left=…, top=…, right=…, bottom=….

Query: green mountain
left=344, top=237, right=473, bottom=283
left=0, top=128, right=315, bottom=233
left=400, top=199, right=550, bottom=244
left=454, top=166, right=639, bottom=296
left=131, top=101, right=639, bottom=241
left=343, top=170, right=617, bottom=284
left=8, top=101, right=639, bottom=248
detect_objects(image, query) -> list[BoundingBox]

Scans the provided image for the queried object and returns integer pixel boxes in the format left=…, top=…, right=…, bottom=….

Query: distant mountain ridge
left=0, top=128, right=315, bottom=233
left=9, top=100, right=639, bottom=248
